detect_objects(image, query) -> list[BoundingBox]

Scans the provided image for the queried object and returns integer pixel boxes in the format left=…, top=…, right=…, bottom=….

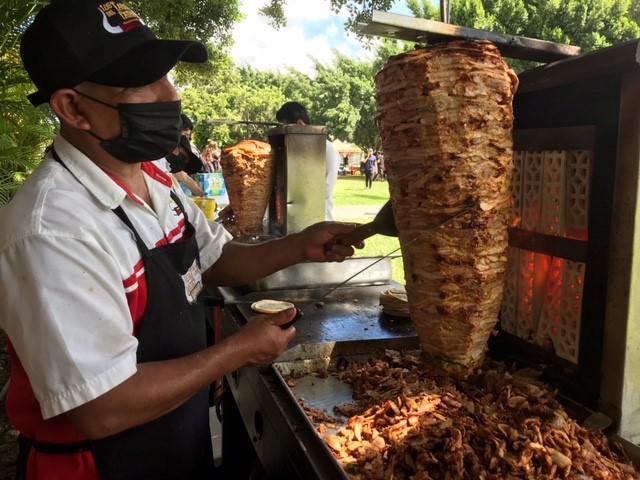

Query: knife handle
left=328, top=222, right=377, bottom=248
left=281, top=308, right=303, bottom=329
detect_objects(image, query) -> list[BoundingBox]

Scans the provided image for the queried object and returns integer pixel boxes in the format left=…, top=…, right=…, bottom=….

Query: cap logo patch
left=98, top=1, right=143, bottom=34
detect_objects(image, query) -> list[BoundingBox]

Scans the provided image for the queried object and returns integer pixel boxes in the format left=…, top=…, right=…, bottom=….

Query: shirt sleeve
left=0, top=234, right=138, bottom=419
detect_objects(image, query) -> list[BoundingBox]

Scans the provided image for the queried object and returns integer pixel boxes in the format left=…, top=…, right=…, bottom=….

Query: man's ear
left=49, top=89, right=92, bottom=131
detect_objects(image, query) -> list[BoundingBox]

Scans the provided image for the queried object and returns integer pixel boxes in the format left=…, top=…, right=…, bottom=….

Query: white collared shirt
left=0, top=135, right=231, bottom=419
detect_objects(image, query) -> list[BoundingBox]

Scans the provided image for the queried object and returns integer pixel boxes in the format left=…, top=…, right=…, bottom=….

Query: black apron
left=16, top=154, right=215, bottom=479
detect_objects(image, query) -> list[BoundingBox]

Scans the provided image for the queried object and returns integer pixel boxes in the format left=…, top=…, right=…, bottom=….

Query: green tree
left=258, top=0, right=396, bottom=31
left=310, top=53, right=380, bottom=151
left=0, top=0, right=243, bottom=206
left=0, top=1, right=56, bottom=205
left=181, top=66, right=287, bottom=149
left=179, top=51, right=384, bottom=152
left=178, top=41, right=424, bottom=154
left=127, top=0, right=242, bottom=85
left=258, top=0, right=640, bottom=69
left=405, top=0, right=640, bottom=71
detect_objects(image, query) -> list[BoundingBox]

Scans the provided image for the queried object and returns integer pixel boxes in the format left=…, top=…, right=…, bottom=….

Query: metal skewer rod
left=440, top=0, right=450, bottom=24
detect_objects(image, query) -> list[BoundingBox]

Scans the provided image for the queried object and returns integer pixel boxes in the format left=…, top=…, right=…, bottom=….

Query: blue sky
left=230, top=0, right=414, bottom=76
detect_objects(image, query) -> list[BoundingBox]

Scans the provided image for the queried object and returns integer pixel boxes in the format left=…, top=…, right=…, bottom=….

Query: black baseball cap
left=20, top=0, right=208, bottom=106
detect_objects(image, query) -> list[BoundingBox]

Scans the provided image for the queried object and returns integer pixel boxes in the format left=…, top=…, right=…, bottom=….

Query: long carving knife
left=318, top=208, right=467, bottom=302
left=317, top=243, right=408, bottom=302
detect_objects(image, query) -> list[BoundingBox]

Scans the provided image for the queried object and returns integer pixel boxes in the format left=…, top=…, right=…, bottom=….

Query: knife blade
left=317, top=242, right=410, bottom=302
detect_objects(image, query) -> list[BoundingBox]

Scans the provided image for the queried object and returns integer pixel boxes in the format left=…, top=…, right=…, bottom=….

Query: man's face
left=74, top=75, right=180, bottom=141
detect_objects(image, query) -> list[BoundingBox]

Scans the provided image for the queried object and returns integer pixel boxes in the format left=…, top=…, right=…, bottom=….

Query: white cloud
left=230, top=0, right=371, bottom=76
left=229, top=0, right=421, bottom=75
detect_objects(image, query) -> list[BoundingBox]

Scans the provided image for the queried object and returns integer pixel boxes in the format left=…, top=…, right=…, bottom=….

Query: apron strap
left=15, top=433, right=94, bottom=480
left=18, top=433, right=93, bottom=455
left=51, top=148, right=190, bottom=255
left=14, top=435, right=29, bottom=480
left=113, top=190, right=188, bottom=256
left=112, top=205, right=150, bottom=254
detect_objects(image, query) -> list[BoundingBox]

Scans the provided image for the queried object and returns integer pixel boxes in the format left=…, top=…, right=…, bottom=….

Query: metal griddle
left=219, top=282, right=640, bottom=478
left=219, top=282, right=420, bottom=480
left=228, top=283, right=416, bottom=351
left=359, top=10, right=581, bottom=63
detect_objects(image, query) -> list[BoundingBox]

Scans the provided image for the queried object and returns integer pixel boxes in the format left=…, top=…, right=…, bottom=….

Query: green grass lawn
left=333, top=175, right=391, bottom=206
left=334, top=176, right=405, bottom=285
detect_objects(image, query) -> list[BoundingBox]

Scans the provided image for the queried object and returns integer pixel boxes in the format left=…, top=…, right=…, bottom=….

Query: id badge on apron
left=182, top=258, right=203, bottom=304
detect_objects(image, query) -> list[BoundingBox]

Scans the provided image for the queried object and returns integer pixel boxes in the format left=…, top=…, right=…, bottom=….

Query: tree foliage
left=0, top=0, right=242, bottom=206
left=179, top=51, right=384, bottom=153
left=405, top=0, right=640, bottom=71
left=126, top=0, right=242, bottom=85
left=3, top=0, right=640, bottom=206
left=179, top=67, right=287, bottom=150
left=0, top=1, right=56, bottom=205
left=311, top=53, right=379, bottom=150
left=259, top=0, right=396, bottom=31
left=258, top=0, right=640, bottom=71
left=181, top=0, right=640, bottom=153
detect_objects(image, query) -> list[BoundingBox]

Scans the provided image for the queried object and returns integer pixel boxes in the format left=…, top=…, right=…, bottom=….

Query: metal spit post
left=439, top=0, right=450, bottom=24
left=267, top=124, right=327, bottom=236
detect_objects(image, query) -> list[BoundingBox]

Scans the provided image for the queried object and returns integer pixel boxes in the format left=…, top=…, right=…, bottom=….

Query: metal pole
left=440, top=0, right=450, bottom=23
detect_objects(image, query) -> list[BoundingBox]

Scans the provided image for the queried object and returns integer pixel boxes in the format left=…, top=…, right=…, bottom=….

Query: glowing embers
left=503, top=249, right=584, bottom=362
left=501, top=149, right=591, bottom=363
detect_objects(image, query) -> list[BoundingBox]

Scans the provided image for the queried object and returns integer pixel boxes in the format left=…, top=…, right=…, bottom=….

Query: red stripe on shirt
left=156, top=217, right=187, bottom=247
left=142, top=161, right=173, bottom=187
left=123, top=259, right=148, bottom=334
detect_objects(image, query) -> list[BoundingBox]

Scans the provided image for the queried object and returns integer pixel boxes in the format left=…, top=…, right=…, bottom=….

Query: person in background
left=377, top=151, right=386, bottom=180
left=201, top=140, right=221, bottom=173
left=180, top=113, right=194, bottom=142
left=164, top=134, right=206, bottom=196
left=362, top=148, right=376, bottom=189
left=181, top=113, right=193, bottom=135
left=275, top=101, right=340, bottom=221
left=180, top=112, right=203, bottom=158
left=373, top=151, right=385, bottom=181
left=0, top=2, right=359, bottom=479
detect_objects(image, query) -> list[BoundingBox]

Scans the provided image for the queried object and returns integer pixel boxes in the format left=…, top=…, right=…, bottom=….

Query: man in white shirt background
left=275, top=101, right=341, bottom=221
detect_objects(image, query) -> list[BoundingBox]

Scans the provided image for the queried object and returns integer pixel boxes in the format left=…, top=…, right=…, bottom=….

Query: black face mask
left=74, top=89, right=182, bottom=164
left=166, top=151, right=187, bottom=173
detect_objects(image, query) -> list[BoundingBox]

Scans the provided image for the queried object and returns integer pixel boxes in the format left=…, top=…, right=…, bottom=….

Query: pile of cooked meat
left=294, top=351, right=638, bottom=479
left=375, top=40, right=519, bottom=371
left=220, top=139, right=274, bottom=238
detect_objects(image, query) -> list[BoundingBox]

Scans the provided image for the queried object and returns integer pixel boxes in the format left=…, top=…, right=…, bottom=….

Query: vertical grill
left=501, top=132, right=593, bottom=364
left=490, top=40, right=640, bottom=445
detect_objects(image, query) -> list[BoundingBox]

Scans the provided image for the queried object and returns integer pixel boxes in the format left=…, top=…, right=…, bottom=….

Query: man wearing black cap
left=276, top=101, right=341, bottom=220
left=166, top=134, right=207, bottom=196
left=0, top=2, right=357, bottom=479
